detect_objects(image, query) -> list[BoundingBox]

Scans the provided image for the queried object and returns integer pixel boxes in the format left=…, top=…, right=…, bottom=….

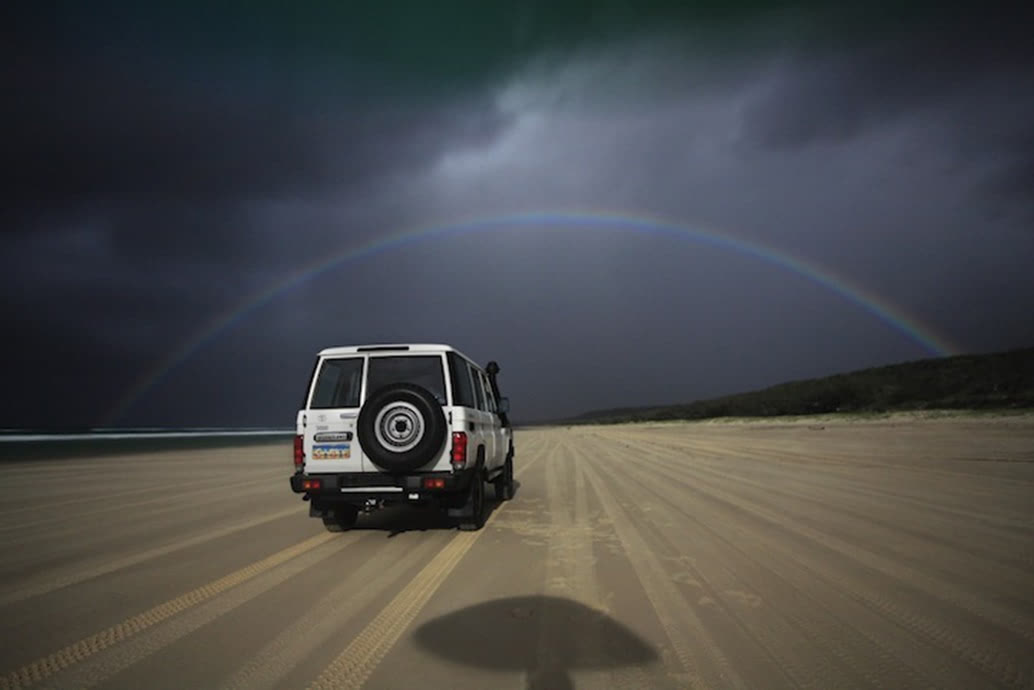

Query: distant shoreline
left=532, top=345, right=1034, bottom=427
left=514, top=407, right=1034, bottom=430
left=0, top=431, right=294, bottom=462
left=0, top=429, right=293, bottom=442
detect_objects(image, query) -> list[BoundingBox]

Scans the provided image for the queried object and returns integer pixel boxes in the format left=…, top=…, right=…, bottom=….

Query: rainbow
left=103, top=210, right=962, bottom=424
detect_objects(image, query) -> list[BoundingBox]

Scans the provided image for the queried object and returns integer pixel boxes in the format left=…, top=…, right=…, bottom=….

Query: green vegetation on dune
left=563, top=346, right=1034, bottom=425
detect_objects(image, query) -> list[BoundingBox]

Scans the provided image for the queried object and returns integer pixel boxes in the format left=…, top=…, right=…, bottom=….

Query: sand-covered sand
left=1, top=416, right=1031, bottom=689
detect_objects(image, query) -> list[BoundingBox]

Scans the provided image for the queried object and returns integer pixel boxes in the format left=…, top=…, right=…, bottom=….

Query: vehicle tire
left=357, top=383, right=447, bottom=473
left=494, top=450, right=514, bottom=501
left=321, top=505, right=359, bottom=532
left=458, top=469, right=486, bottom=531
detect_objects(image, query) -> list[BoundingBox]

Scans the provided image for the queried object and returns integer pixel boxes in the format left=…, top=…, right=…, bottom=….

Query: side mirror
left=498, top=397, right=510, bottom=414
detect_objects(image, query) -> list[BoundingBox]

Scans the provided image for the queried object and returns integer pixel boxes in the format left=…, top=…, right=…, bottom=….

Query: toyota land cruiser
left=289, top=344, right=514, bottom=531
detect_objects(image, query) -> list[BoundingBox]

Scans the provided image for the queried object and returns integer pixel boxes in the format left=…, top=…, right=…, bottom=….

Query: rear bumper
left=289, top=468, right=475, bottom=500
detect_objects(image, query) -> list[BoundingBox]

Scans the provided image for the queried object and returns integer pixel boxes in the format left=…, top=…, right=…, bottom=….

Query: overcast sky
left=4, top=1, right=1033, bottom=428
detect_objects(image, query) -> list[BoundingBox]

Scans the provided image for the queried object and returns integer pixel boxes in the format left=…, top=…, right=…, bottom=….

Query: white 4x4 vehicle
left=289, top=344, right=514, bottom=531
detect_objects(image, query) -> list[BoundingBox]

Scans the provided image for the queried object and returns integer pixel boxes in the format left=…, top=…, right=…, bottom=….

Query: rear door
left=478, top=369, right=505, bottom=470
left=446, top=352, right=478, bottom=464
left=472, top=368, right=497, bottom=467
left=304, top=356, right=366, bottom=473
left=362, top=353, right=451, bottom=470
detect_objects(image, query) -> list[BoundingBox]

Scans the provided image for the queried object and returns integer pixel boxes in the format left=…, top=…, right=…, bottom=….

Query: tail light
left=293, top=435, right=304, bottom=469
left=450, top=432, right=468, bottom=468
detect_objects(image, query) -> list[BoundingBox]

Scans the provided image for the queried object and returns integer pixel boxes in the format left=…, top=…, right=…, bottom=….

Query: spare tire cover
left=357, top=383, right=447, bottom=473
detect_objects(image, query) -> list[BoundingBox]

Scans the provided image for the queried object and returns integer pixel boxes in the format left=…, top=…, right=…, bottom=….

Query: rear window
left=310, top=357, right=364, bottom=408
left=366, top=355, right=447, bottom=405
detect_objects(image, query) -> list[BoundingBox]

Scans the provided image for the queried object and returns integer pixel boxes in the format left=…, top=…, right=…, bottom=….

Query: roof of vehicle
left=318, top=343, right=482, bottom=366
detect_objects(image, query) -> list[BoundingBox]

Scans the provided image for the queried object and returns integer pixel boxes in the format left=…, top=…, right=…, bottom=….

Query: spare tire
left=357, top=383, right=447, bottom=473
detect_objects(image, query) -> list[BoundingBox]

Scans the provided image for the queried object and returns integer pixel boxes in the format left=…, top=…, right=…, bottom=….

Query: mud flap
left=445, top=490, right=476, bottom=518
left=445, top=465, right=481, bottom=517
left=446, top=504, right=471, bottom=518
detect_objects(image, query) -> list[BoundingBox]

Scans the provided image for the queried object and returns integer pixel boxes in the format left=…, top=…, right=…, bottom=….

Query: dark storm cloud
left=985, top=151, right=1034, bottom=203
left=737, top=3, right=1034, bottom=208
left=6, top=0, right=798, bottom=218
left=4, top=0, right=1033, bottom=429
left=9, top=0, right=1027, bottom=219
left=4, top=0, right=518, bottom=409
left=4, top=57, right=511, bottom=216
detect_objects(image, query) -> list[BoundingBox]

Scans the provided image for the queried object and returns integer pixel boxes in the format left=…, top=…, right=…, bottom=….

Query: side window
left=447, top=352, right=476, bottom=408
left=480, top=371, right=497, bottom=413
left=471, top=364, right=486, bottom=411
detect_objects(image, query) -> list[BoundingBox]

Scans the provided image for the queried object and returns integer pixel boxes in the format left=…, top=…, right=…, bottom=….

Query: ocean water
left=0, top=429, right=295, bottom=461
left=0, top=429, right=292, bottom=442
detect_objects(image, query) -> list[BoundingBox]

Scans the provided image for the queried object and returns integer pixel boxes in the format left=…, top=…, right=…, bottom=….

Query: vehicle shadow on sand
left=412, top=594, right=658, bottom=689
left=352, top=479, right=525, bottom=537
